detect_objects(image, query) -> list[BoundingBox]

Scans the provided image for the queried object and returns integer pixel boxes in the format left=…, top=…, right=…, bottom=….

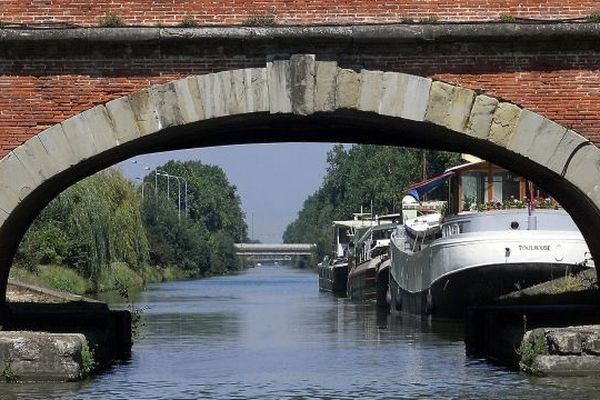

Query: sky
left=117, top=143, right=336, bottom=243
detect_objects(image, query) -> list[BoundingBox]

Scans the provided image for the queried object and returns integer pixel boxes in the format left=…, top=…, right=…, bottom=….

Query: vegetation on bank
left=12, top=161, right=247, bottom=295
left=283, top=144, right=462, bottom=262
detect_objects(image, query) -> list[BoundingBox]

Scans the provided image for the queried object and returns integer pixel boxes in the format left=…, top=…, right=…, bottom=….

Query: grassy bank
left=9, top=263, right=194, bottom=296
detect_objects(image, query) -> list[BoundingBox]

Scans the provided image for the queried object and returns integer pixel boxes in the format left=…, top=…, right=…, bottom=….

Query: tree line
left=283, top=144, right=461, bottom=261
left=14, top=160, right=248, bottom=293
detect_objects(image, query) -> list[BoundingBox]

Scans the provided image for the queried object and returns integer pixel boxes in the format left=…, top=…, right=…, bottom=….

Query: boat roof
left=355, top=223, right=397, bottom=244
left=404, top=161, right=488, bottom=201
left=332, top=219, right=376, bottom=229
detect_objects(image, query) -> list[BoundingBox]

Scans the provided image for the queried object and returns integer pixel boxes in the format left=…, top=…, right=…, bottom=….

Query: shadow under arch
left=1, top=54, right=599, bottom=303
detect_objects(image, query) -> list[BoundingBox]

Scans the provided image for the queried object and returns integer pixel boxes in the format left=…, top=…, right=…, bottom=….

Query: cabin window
left=461, top=171, right=487, bottom=209
left=494, top=171, right=521, bottom=202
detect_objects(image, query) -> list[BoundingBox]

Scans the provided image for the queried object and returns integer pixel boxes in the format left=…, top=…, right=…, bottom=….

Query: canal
left=3, top=265, right=600, bottom=399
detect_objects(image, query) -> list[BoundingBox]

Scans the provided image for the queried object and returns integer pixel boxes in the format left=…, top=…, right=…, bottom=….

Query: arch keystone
left=336, top=69, right=360, bottom=109
left=289, top=54, right=316, bottom=115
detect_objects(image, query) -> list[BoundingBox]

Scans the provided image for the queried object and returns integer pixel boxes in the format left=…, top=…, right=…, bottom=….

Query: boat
left=347, top=218, right=399, bottom=306
left=389, top=160, right=593, bottom=318
left=318, top=216, right=374, bottom=295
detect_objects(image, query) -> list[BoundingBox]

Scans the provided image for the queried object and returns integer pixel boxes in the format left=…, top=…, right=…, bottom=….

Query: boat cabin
left=403, top=160, right=555, bottom=217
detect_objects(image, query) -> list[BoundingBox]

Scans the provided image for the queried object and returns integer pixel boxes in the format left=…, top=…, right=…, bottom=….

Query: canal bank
left=0, top=280, right=132, bottom=382
left=2, top=264, right=600, bottom=399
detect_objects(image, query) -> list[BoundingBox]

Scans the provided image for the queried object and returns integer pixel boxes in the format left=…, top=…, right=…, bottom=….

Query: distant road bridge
left=234, top=243, right=316, bottom=262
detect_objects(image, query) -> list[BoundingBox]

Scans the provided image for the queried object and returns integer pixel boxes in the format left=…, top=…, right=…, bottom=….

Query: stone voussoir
left=564, top=144, right=600, bottom=208
left=267, top=59, right=292, bottom=114
left=467, top=95, right=499, bottom=139
left=488, top=102, right=522, bottom=147
left=105, top=95, right=142, bottom=145
left=314, top=61, right=338, bottom=112
left=507, top=109, right=568, bottom=173
left=335, top=68, right=361, bottom=109
left=60, top=112, right=98, bottom=162
left=358, top=69, right=384, bottom=113
left=289, top=54, right=316, bottom=115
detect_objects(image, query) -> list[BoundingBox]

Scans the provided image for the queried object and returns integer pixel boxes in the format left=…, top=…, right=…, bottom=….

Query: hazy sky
left=117, top=143, right=335, bottom=243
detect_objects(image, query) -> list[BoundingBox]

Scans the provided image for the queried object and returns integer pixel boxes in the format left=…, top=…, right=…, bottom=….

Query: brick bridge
left=0, top=2, right=599, bottom=301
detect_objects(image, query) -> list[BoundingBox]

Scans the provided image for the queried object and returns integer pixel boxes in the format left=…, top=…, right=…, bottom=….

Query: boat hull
left=390, top=223, right=591, bottom=319
left=348, top=259, right=378, bottom=302
left=390, top=261, right=588, bottom=318
left=318, top=262, right=349, bottom=295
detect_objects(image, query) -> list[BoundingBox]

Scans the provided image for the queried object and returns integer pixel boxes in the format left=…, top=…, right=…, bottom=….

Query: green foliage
left=15, top=170, right=149, bottom=292
left=2, top=356, right=16, bottom=382
left=588, top=11, right=600, bottom=22
left=98, top=12, right=126, bottom=27
left=518, top=331, right=548, bottom=374
left=15, top=160, right=246, bottom=294
left=37, top=265, right=90, bottom=294
left=242, top=14, right=277, bottom=26
left=499, top=13, right=516, bottom=22
left=178, top=15, right=197, bottom=27
left=142, top=160, right=247, bottom=276
left=283, top=145, right=461, bottom=260
left=80, top=340, right=96, bottom=377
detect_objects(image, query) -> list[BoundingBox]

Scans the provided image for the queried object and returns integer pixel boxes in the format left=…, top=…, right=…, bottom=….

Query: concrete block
left=148, top=82, right=185, bottom=129
left=80, top=105, right=119, bottom=154
left=267, top=59, right=292, bottom=114
left=583, top=332, right=600, bottom=355
left=128, top=88, right=160, bottom=136
left=0, top=331, right=86, bottom=382
left=290, top=54, right=316, bottom=115
left=197, top=73, right=226, bottom=119
left=36, top=124, right=78, bottom=170
left=547, top=330, right=582, bottom=355
left=0, top=152, right=38, bottom=214
left=105, top=96, right=142, bottom=145
left=314, top=61, right=338, bottom=112
left=358, top=70, right=384, bottom=113
left=546, top=129, right=588, bottom=176
left=244, top=68, right=269, bottom=113
left=467, top=95, right=499, bottom=139
left=488, top=102, right=522, bottom=147
left=531, top=355, right=600, bottom=377
left=564, top=144, right=600, bottom=207
left=172, top=76, right=205, bottom=124
left=336, top=69, right=360, bottom=109
left=60, top=113, right=98, bottom=161
left=401, top=75, right=431, bottom=121
left=508, top=109, right=568, bottom=170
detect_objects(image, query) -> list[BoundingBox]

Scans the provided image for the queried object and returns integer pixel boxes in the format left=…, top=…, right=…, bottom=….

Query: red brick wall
left=0, top=1, right=598, bottom=27
left=1, top=50, right=599, bottom=157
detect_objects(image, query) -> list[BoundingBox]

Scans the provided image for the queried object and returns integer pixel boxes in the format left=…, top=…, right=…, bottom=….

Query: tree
left=283, top=145, right=462, bottom=260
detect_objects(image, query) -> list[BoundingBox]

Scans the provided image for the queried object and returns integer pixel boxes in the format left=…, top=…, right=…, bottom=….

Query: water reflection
left=2, top=265, right=600, bottom=399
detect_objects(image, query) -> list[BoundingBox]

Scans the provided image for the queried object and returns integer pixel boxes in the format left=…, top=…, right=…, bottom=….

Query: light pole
left=134, top=177, right=149, bottom=199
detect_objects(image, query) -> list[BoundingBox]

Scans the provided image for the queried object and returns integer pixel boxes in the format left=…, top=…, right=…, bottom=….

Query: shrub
left=242, top=14, right=277, bottom=27
left=589, top=11, right=600, bottom=23
left=178, top=15, right=197, bottom=27
left=499, top=13, right=516, bottom=23
left=37, top=265, right=90, bottom=294
left=518, top=331, right=548, bottom=374
left=98, top=12, right=126, bottom=27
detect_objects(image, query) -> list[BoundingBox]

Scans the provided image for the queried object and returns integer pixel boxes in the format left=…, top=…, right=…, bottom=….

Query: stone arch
left=1, top=54, right=599, bottom=300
